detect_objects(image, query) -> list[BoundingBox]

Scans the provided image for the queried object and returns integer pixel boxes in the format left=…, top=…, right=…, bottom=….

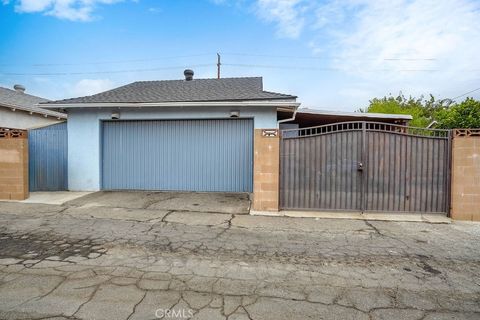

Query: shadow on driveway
left=64, top=191, right=251, bottom=214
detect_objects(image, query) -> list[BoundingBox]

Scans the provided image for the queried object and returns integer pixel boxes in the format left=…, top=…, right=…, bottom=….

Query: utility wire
left=223, top=63, right=337, bottom=71
left=0, top=62, right=441, bottom=76
left=0, top=64, right=215, bottom=76
left=6, top=60, right=477, bottom=77
left=223, top=63, right=439, bottom=72
left=221, top=52, right=437, bottom=61
left=0, top=52, right=437, bottom=68
left=451, top=87, right=480, bottom=100
left=0, top=53, right=214, bottom=67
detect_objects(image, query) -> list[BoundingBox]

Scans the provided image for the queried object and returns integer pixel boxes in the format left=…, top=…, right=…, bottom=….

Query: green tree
left=435, top=98, right=480, bottom=129
left=359, top=94, right=448, bottom=127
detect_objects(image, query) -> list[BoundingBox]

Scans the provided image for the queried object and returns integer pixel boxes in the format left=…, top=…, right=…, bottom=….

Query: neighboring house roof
left=297, top=108, right=413, bottom=120
left=43, top=77, right=297, bottom=105
left=0, top=86, right=67, bottom=119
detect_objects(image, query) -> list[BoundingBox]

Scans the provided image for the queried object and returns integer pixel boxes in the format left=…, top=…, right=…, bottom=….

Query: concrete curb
left=250, top=210, right=451, bottom=224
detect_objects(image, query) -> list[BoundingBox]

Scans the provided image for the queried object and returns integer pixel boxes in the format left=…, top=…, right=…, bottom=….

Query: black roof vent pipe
left=184, top=69, right=194, bottom=81
left=14, top=84, right=26, bottom=93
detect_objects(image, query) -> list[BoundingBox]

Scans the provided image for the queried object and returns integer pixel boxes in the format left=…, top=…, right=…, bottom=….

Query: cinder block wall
left=252, top=129, right=280, bottom=211
left=0, top=129, right=29, bottom=200
left=451, top=130, right=480, bottom=221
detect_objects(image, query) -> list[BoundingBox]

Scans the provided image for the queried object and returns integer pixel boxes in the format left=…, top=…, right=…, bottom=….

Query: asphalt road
left=0, top=192, right=479, bottom=320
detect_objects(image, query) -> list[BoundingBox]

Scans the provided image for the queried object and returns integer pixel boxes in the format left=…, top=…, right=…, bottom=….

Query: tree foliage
left=359, top=94, right=480, bottom=129
left=435, top=98, right=480, bottom=129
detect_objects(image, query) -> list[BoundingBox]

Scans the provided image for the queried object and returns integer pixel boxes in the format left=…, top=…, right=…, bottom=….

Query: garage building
left=43, top=71, right=298, bottom=204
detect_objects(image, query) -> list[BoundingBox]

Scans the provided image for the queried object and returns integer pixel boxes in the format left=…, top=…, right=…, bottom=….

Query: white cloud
left=15, top=0, right=53, bottom=12
left=318, top=0, right=480, bottom=80
left=250, top=0, right=480, bottom=105
left=148, top=7, right=161, bottom=14
left=255, top=0, right=309, bottom=38
left=69, top=79, right=115, bottom=96
left=12, top=0, right=123, bottom=21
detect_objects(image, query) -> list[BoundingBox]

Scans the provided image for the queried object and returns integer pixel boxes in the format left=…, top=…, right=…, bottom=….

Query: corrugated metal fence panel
left=102, top=119, right=253, bottom=192
left=280, top=131, right=363, bottom=210
left=28, top=122, right=68, bottom=191
left=365, top=132, right=449, bottom=213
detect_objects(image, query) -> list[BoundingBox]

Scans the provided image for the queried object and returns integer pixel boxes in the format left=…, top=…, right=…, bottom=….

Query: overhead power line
left=0, top=53, right=214, bottom=67
left=223, top=63, right=439, bottom=72
left=0, top=62, right=441, bottom=76
left=7, top=60, right=479, bottom=77
left=223, top=63, right=336, bottom=71
left=0, top=64, right=215, bottom=76
left=221, top=52, right=437, bottom=61
left=451, top=87, right=480, bottom=100
left=0, top=52, right=438, bottom=68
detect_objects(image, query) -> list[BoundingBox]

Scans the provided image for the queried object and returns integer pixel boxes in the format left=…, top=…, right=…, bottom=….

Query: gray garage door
left=102, top=119, right=253, bottom=192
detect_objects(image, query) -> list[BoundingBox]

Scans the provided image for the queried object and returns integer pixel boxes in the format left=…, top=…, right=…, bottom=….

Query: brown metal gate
left=280, top=122, right=451, bottom=214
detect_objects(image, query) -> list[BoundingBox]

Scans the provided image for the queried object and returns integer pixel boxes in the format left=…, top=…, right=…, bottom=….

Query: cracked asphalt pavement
left=0, top=191, right=479, bottom=320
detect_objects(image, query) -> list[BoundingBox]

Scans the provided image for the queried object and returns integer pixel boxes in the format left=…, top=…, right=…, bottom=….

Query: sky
left=0, top=0, right=479, bottom=111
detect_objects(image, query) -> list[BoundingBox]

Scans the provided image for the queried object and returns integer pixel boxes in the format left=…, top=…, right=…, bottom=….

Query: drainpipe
left=277, top=106, right=299, bottom=125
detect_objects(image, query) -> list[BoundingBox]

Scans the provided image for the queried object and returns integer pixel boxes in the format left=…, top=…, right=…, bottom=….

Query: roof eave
left=40, top=100, right=300, bottom=109
left=1, top=103, right=67, bottom=119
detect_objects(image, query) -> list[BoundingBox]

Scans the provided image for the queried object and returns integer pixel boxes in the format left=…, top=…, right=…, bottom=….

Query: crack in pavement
left=0, top=204, right=479, bottom=320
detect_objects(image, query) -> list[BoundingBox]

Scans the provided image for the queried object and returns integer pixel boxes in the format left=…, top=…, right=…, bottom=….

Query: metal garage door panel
left=102, top=119, right=253, bottom=192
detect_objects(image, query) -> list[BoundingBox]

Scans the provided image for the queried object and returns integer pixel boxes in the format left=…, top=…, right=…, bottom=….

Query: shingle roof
left=44, top=77, right=297, bottom=105
left=0, top=86, right=66, bottom=118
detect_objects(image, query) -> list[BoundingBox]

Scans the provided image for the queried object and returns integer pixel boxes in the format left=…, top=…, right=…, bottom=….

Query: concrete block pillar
left=252, top=129, right=280, bottom=212
left=0, top=128, right=29, bottom=200
left=451, top=130, right=480, bottom=221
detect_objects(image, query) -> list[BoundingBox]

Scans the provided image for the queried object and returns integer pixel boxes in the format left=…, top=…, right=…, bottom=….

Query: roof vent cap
left=184, top=69, right=194, bottom=81
left=13, top=84, right=25, bottom=93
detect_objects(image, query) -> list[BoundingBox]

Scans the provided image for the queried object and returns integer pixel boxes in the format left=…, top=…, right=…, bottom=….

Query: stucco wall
left=0, top=108, right=63, bottom=129
left=67, top=106, right=278, bottom=191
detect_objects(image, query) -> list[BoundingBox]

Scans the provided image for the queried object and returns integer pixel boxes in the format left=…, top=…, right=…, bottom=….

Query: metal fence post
left=361, top=121, right=367, bottom=213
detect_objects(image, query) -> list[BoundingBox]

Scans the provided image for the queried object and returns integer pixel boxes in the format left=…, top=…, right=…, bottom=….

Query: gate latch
left=357, top=162, right=364, bottom=171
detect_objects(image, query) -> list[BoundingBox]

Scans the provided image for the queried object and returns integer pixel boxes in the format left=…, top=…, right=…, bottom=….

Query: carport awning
left=278, top=108, right=412, bottom=127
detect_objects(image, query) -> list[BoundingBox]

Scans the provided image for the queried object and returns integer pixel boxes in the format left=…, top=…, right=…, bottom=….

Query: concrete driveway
left=64, top=191, right=251, bottom=214
left=0, top=192, right=479, bottom=320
